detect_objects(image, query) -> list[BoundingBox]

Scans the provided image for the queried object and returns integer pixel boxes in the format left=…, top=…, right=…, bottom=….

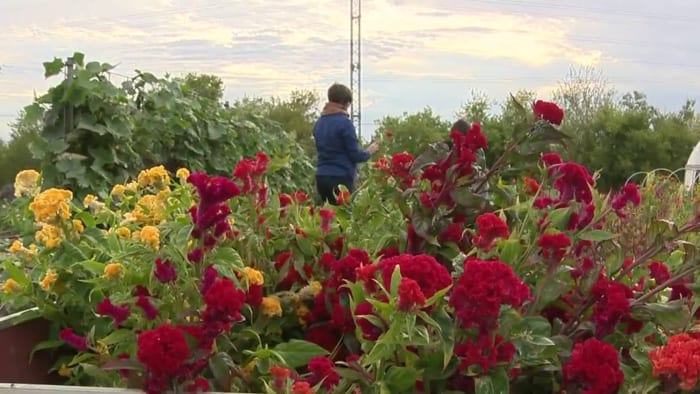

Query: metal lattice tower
left=350, top=0, right=362, bottom=138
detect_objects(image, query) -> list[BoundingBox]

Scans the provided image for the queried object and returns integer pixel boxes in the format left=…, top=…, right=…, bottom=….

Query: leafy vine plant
left=3, top=54, right=700, bottom=394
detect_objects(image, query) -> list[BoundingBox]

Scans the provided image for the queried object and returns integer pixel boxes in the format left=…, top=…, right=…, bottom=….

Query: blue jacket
left=313, top=105, right=370, bottom=180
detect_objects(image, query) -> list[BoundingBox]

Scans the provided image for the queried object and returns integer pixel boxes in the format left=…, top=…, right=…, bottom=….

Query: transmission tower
left=350, top=0, right=362, bottom=138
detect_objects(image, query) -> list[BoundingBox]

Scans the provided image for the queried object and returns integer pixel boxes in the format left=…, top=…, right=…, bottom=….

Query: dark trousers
left=316, top=175, right=354, bottom=205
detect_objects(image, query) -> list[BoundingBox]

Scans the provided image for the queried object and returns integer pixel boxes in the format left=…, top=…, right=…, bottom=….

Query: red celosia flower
left=270, top=365, right=293, bottom=392
left=376, top=246, right=400, bottom=260
left=540, top=152, right=563, bottom=168
left=186, top=377, right=210, bottom=393
left=354, top=301, right=384, bottom=340
left=305, top=326, right=342, bottom=354
left=649, top=333, right=700, bottom=390
left=553, top=162, right=595, bottom=204
left=471, top=212, right=509, bottom=251
left=293, top=191, right=308, bottom=203
left=374, top=157, right=390, bottom=173
left=523, top=176, right=540, bottom=196
left=59, top=328, right=87, bottom=351
left=562, top=338, right=623, bottom=394
left=455, top=334, right=516, bottom=373
left=137, top=324, right=191, bottom=376
left=390, top=151, right=415, bottom=181
left=611, top=183, right=642, bottom=218
left=307, top=356, right=340, bottom=389
left=449, top=258, right=531, bottom=332
left=377, top=254, right=452, bottom=299
left=439, top=223, right=464, bottom=245
left=187, top=172, right=241, bottom=207
left=279, top=193, right=293, bottom=209
left=533, top=100, right=565, bottom=125
left=203, top=277, right=246, bottom=323
left=136, top=295, right=158, bottom=320
left=200, top=265, right=218, bottom=295
left=648, top=261, right=692, bottom=300
left=568, top=203, right=595, bottom=230
left=385, top=129, right=393, bottom=138
left=154, top=258, right=177, bottom=283
left=291, top=381, right=316, bottom=394
left=246, top=284, right=263, bottom=307
left=319, top=208, right=335, bottom=233
left=96, top=298, right=130, bottom=327
left=336, top=190, right=351, bottom=205
left=538, top=232, right=572, bottom=262
left=397, top=278, right=427, bottom=311
left=590, top=276, right=632, bottom=338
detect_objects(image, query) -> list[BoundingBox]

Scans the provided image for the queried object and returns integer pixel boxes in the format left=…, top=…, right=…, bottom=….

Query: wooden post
left=63, top=57, right=74, bottom=137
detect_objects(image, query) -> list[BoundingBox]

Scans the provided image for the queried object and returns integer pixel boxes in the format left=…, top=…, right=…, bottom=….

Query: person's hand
left=368, top=141, right=379, bottom=154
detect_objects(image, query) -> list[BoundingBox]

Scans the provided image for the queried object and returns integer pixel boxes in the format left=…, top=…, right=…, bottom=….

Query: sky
left=1, top=0, right=699, bottom=141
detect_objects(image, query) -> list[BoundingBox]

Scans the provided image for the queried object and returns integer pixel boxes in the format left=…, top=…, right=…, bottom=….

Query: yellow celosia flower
left=72, top=219, right=84, bottom=234
left=137, top=165, right=170, bottom=189
left=13, top=169, right=41, bottom=198
left=243, top=267, right=264, bottom=286
left=124, top=194, right=165, bottom=224
left=8, top=240, right=23, bottom=253
left=156, top=189, right=170, bottom=202
left=176, top=168, right=190, bottom=181
left=299, top=281, right=323, bottom=298
left=242, top=359, right=257, bottom=381
left=110, top=184, right=126, bottom=198
left=125, top=181, right=138, bottom=192
left=139, top=225, right=160, bottom=250
left=296, top=305, right=310, bottom=327
left=261, top=296, right=283, bottom=318
left=2, top=278, right=21, bottom=293
left=57, top=364, right=72, bottom=378
left=115, top=227, right=131, bottom=239
left=83, top=194, right=98, bottom=208
left=82, top=194, right=106, bottom=212
left=40, top=270, right=58, bottom=291
left=29, top=188, right=73, bottom=223
left=35, top=223, right=65, bottom=249
left=103, top=263, right=123, bottom=279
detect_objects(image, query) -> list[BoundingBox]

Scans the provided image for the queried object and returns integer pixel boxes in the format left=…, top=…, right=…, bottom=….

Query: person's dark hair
left=327, top=83, right=353, bottom=105
left=451, top=119, right=470, bottom=134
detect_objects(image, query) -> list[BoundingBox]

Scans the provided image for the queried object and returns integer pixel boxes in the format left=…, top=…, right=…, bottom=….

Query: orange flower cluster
left=649, top=333, right=700, bottom=390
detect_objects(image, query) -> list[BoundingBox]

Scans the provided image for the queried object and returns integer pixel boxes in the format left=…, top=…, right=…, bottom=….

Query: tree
left=373, top=107, right=451, bottom=156
left=181, top=73, right=224, bottom=102
left=0, top=110, right=42, bottom=186
left=552, top=65, right=616, bottom=128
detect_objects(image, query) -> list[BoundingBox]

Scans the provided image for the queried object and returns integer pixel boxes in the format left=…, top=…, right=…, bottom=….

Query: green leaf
left=385, top=366, right=421, bottom=393
left=475, top=367, right=510, bottom=394
left=3, top=261, right=30, bottom=287
left=209, top=352, right=233, bottom=390
left=390, top=265, right=402, bottom=297
left=525, top=336, right=556, bottom=347
left=99, top=329, right=134, bottom=346
left=497, top=239, right=522, bottom=266
left=547, top=207, right=571, bottom=230
left=29, top=339, right=64, bottom=363
left=43, top=58, right=64, bottom=78
left=578, top=229, right=617, bottom=242
left=72, top=52, right=85, bottom=67
left=272, top=339, right=328, bottom=368
left=631, top=301, right=691, bottom=331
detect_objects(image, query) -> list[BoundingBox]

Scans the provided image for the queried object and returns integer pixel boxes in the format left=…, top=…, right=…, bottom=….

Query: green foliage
left=373, top=107, right=452, bottom=156
left=0, top=111, right=43, bottom=187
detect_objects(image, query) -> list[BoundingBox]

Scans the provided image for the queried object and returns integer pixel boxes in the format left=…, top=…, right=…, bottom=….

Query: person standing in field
left=313, top=83, right=379, bottom=205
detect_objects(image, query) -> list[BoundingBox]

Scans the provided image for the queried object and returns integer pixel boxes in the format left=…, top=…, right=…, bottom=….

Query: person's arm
left=341, top=120, right=371, bottom=163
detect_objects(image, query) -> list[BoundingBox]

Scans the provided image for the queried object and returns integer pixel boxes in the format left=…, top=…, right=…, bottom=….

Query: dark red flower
left=397, top=278, right=427, bottom=311
left=319, top=208, right=335, bottom=233
left=187, top=172, right=240, bottom=207
left=291, top=381, right=315, bottom=394
left=439, top=223, right=464, bottom=245
left=553, top=162, right=595, bottom=204
left=337, top=190, right=351, bottom=205
left=203, top=277, right=246, bottom=323
left=186, top=377, right=210, bottom=393
left=200, top=265, right=218, bottom=295
left=591, top=276, right=632, bottom=338
left=96, top=298, right=130, bottom=327
left=307, top=356, right=340, bottom=389
left=59, top=328, right=87, bottom=351
left=137, top=324, right=191, bottom=376
left=390, top=151, right=415, bottom=180
left=538, top=232, right=571, bottom=262
left=450, top=258, right=531, bottom=332
left=246, top=284, right=263, bottom=307
left=456, top=334, right=516, bottom=373
left=270, top=365, right=293, bottom=392
left=648, top=261, right=692, bottom=300
left=154, top=258, right=177, bottom=283
left=136, top=295, right=158, bottom=320
left=562, top=338, right=623, bottom=394
left=533, top=100, right=565, bottom=125
left=279, top=193, right=293, bottom=208
left=305, top=326, right=341, bottom=354
left=354, top=301, right=384, bottom=340
left=378, top=254, right=452, bottom=299
left=523, top=176, right=540, bottom=196
left=611, top=183, right=642, bottom=218
left=472, top=212, right=509, bottom=251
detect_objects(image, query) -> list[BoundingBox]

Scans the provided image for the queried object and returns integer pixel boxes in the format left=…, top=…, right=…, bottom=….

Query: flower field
left=2, top=98, right=700, bottom=394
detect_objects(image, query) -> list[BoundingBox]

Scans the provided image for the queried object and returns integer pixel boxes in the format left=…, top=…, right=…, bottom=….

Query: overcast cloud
left=1, top=0, right=699, bottom=140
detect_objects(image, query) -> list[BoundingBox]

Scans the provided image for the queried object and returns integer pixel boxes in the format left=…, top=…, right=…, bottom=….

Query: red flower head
left=187, top=172, right=240, bottom=207
left=96, top=298, right=130, bottom=327
left=455, top=334, right=516, bottom=373
left=59, top=328, right=87, bottom=351
left=354, top=301, right=384, bottom=340
left=397, top=278, right=427, bottom=311
left=336, top=190, right=351, bottom=206
left=378, top=254, right=452, bottom=299
left=307, top=356, right=340, bottom=389
left=472, top=212, right=509, bottom=251
left=270, top=365, right=293, bottom=392
left=538, top=232, right=572, bottom=262
left=523, top=176, right=540, bottom=196
left=591, top=276, right=633, bottom=338
left=611, top=183, right=642, bottom=218
left=279, top=193, right=293, bottom=208
left=291, top=381, right=316, bottom=394
left=450, top=258, right=531, bottom=332
left=563, top=338, right=623, bottom=394
left=390, top=151, right=415, bottom=180
left=319, top=208, right=335, bottom=233
left=186, top=377, right=210, bottom=393
left=136, top=295, right=158, bottom=320
left=137, top=324, right=191, bottom=376
left=154, top=258, right=177, bottom=283
left=374, top=157, right=390, bottom=173
left=553, top=162, right=595, bottom=204
left=203, top=277, right=247, bottom=323
left=649, top=333, right=700, bottom=391
left=533, top=100, right=565, bottom=125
